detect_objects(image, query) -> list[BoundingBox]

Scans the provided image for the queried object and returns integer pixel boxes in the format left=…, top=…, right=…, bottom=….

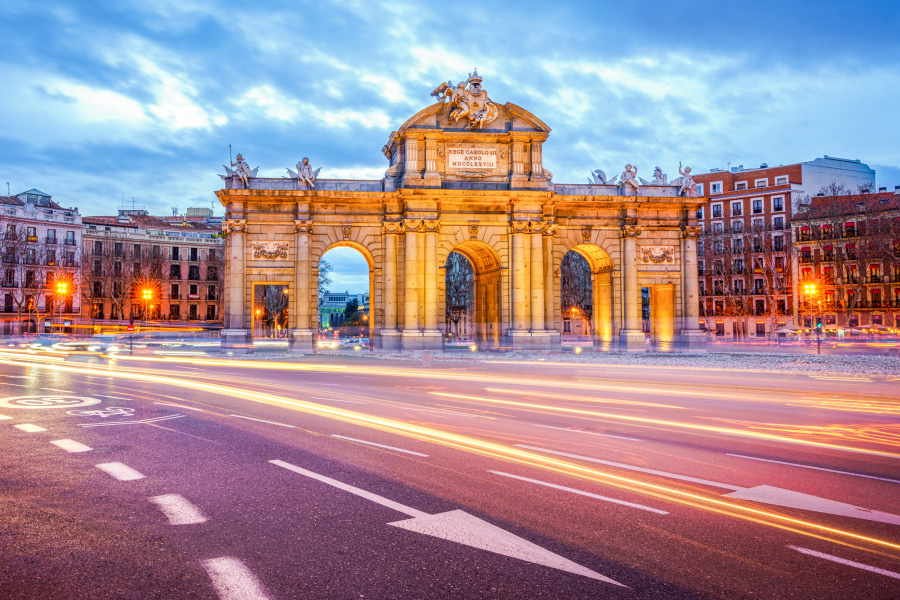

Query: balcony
left=64, top=239, right=76, bottom=246
left=45, top=238, right=57, bottom=245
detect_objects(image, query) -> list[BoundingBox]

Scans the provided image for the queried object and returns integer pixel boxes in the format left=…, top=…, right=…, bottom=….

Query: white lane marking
left=41, top=388, right=75, bottom=393
left=310, top=396, right=368, bottom=404
left=727, top=454, right=900, bottom=485
left=155, top=402, right=203, bottom=411
left=560, top=404, right=647, bottom=412
left=5, top=376, right=36, bottom=379
left=79, top=414, right=186, bottom=427
left=0, top=383, right=27, bottom=387
left=149, top=494, right=207, bottom=525
left=788, top=546, right=900, bottom=580
left=201, top=557, right=274, bottom=600
left=516, top=444, right=742, bottom=491
left=489, top=470, right=668, bottom=514
left=14, top=423, right=46, bottom=432
left=270, top=459, right=427, bottom=518
left=50, top=439, right=92, bottom=453
left=726, top=485, right=900, bottom=526
left=96, top=395, right=134, bottom=400
left=809, top=376, right=872, bottom=382
left=230, top=415, right=296, bottom=428
left=0, top=413, right=11, bottom=420
left=96, top=462, right=145, bottom=481
left=270, top=460, right=624, bottom=585
left=331, top=434, right=429, bottom=457
left=533, top=424, right=644, bottom=442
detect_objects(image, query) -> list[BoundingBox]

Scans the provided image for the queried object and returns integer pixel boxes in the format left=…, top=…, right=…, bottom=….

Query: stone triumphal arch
left=216, top=71, right=706, bottom=352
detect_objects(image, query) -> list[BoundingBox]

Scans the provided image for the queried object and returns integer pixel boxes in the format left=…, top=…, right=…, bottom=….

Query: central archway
left=443, top=240, right=502, bottom=348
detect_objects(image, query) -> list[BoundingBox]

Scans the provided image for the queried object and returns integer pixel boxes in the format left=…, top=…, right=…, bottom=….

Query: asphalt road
left=1, top=349, right=899, bottom=599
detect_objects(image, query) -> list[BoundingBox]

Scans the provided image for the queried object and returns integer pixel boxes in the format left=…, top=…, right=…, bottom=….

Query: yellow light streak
left=1, top=355, right=899, bottom=555
left=430, top=392, right=900, bottom=459
left=484, top=387, right=685, bottom=410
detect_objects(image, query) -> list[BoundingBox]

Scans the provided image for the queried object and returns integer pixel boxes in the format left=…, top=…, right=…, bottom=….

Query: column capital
left=622, top=224, right=642, bottom=238
left=293, top=219, right=312, bottom=234
left=541, top=219, right=558, bottom=236
left=383, top=220, right=404, bottom=234
left=509, top=220, right=543, bottom=234
left=682, top=225, right=703, bottom=239
left=404, top=218, right=439, bottom=233
left=223, top=219, right=247, bottom=234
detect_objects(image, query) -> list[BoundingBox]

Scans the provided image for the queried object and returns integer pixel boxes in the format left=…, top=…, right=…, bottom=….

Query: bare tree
left=318, top=258, right=333, bottom=299
left=445, top=252, right=474, bottom=337
left=560, top=251, right=592, bottom=333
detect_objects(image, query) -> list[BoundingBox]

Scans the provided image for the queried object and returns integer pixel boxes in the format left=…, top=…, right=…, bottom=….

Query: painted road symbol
left=0, top=396, right=101, bottom=409
left=67, top=407, right=136, bottom=419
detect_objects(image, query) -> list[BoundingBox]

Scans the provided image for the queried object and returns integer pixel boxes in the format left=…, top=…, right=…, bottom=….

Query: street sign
left=127, top=325, right=135, bottom=332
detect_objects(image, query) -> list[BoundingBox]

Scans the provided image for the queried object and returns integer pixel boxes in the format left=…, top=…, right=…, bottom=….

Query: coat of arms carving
left=430, top=69, right=499, bottom=130
left=251, top=241, right=288, bottom=260
left=640, top=246, right=676, bottom=265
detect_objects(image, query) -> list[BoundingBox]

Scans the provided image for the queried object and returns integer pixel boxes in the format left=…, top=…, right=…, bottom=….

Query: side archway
left=562, top=243, right=615, bottom=350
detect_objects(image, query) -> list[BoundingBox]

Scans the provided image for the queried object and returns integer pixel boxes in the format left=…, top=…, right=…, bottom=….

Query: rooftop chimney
left=760, top=163, right=768, bottom=168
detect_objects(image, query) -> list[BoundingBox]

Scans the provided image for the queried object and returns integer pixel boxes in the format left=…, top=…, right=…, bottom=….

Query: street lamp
left=142, top=288, right=153, bottom=323
left=802, top=282, right=822, bottom=354
left=55, top=279, right=68, bottom=333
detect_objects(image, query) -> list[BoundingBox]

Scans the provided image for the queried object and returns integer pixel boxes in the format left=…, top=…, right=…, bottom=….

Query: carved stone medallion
left=640, top=246, right=676, bottom=265
left=251, top=241, right=288, bottom=260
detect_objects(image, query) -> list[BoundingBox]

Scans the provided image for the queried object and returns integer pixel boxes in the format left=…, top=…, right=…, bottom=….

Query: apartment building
left=81, top=209, right=224, bottom=326
left=0, top=189, right=83, bottom=334
left=793, top=189, right=900, bottom=331
left=692, top=157, right=875, bottom=339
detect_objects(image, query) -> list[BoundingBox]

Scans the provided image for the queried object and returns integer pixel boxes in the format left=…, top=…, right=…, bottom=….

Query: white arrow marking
left=519, top=444, right=900, bottom=526
left=726, top=486, right=900, bottom=526
left=270, top=459, right=623, bottom=586
left=0, top=413, right=11, bottom=420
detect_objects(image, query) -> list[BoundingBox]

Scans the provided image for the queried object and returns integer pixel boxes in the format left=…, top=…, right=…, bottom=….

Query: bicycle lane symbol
left=67, top=407, right=136, bottom=419
left=0, top=396, right=102, bottom=409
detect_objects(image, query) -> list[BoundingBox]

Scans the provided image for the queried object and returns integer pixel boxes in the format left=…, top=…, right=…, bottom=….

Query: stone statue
left=677, top=162, right=697, bottom=196
left=642, top=166, right=668, bottom=185
left=588, top=169, right=618, bottom=185
left=431, top=69, right=499, bottom=131
left=221, top=153, right=257, bottom=188
left=286, top=158, right=322, bottom=189
left=620, top=164, right=640, bottom=190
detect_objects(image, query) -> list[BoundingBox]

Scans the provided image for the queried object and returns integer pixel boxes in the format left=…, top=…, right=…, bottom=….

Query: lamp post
left=142, top=288, right=153, bottom=324
left=802, top=282, right=821, bottom=354
left=55, top=280, right=68, bottom=334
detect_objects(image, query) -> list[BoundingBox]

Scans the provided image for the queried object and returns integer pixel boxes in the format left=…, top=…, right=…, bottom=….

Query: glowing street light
left=54, top=279, right=69, bottom=331
left=142, top=288, right=153, bottom=322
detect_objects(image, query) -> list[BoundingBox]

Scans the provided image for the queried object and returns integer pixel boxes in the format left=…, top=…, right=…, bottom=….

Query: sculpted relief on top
left=431, top=69, right=499, bottom=130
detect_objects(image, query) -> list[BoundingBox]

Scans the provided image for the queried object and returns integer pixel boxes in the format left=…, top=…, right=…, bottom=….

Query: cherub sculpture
left=220, top=153, right=258, bottom=188
left=287, top=157, right=322, bottom=189
left=620, top=164, right=640, bottom=190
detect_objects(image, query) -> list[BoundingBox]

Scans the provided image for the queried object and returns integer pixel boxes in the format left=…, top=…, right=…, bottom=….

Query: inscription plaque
left=448, top=147, right=497, bottom=170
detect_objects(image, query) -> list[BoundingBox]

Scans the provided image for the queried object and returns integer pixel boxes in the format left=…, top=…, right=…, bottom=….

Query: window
left=133, top=244, right=142, bottom=259
left=712, top=222, right=723, bottom=234
left=845, top=222, right=856, bottom=237
left=65, top=231, right=75, bottom=246
left=4, top=269, right=13, bottom=286
left=93, top=259, right=102, bottom=275
left=170, top=264, right=181, bottom=279
left=756, top=322, right=766, bottom=335
left=735, top=182, right=748, bottom=191
left=206, top=305, right=217, bottom=320
left=734, top=279, right=744, bottom=293
left=207, top=285, right=217, bottom=300
left=93, top=281, right=103, bottom=297
left=774, top=236, right=784, bottom=251
left=113, top=262, right=122, bottom=276
left=775, top=256, right=785, bottom=272
left=206, top=265, right=218, bottom=281
left=753, top=238, right=762, bottom=253
left=696, top=206, right=704, bottom=219
left=845, top=244, right=856, bottom=260
left=171, top=246, right=180, bottom=260
left=209, top=249, right=217, bottom=261
left=114, top=242, right=123, bottom=257
left=798, top=226, right=811, bottom=242
left=773, top=216, right=784, bottom=230
left=732, top=221, right=743, bottom=233
left=169, top=304, right=181, bottom=319
left=823, top=266, right=834, bottom=282
left=752, top=218, right=764, bottom=230
left=46, top=250, right=55, bottom=266
left=731, top=201, right=743, bottom=216
left=752, top=199, right=763, bottom=214
left=755, top=299, right=765, bottom=314
left=733, top=259, right=744, bottom=273
left=190, top=247, right=199, bottom=262
left=869, top=264, right=881, bottom=283
left=46, top=229, right=56, bottom=244
left=754, top=178, right=768, bottom=188
left=152, top=245, right=161, bottom=259
left=733, top=238, right=743, bottom=253
left=754, top=278, right=764, bottom=292
left=26, top=248, right=35, bottom=265
left=772, top=197, right=784, bottom=212
left=775, top=176, right=788, bottom=185
left=698, top=281, right=706, bottom=295
left=5, top=224, right=15, bottom=240
left=26, top=227, right=36, bottom=241
left=188, top=265, right=200, bottom=280
left=698, top=261, right=705, bottom=276
left=712, top=204, right=722, bottom=218
left=189, top=305, right=198, bottom=320
left=94, top=241, right=103, bottom=255
left=696, top=183, right=704, bottom=195
left=189, top=284, right=198, bottom=296
left=710, top=182, right=723, bottom=195
left=170, top=283, right=179, bottom=299
left=4, top=293, right=12, bottom=313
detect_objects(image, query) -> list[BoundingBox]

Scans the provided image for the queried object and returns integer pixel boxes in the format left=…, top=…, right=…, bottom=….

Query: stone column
left=380, top=222, right=402, bottom=349
left=401, top=221, right=421, bottom=349
left=290, top=220, right=313, bottom=351
left=679, top=225, right=706, bottom=348
left=423, top=138, right=441, bottom=187
left=543, top=223, right=558, bottom=348
left=511, top=141, right=527, bottom=187
left=510, top=224, right=529, bottom=332
left=222, top=219, right=250, bottom=353
left=402, top=138, right=420, bottom=187
left=530, top=143, right=543, bottom=178
left=619, top=224, right=645, bottom=349
left=422, top=225, right=441, bottom=348
left=530, top=231, right=544, bottom=332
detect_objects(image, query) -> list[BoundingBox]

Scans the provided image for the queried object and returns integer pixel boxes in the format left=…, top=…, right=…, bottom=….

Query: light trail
left=484, top=387, right=686, bottom=409
left=430, top=392, right=900, bottom=458
left=1, top=355, right=899, bottom=555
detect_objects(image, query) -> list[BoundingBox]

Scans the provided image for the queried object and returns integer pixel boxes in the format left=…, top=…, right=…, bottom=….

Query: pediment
left=395, top=101, right=550, bottom=134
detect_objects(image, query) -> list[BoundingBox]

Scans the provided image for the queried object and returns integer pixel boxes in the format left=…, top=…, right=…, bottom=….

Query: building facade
left=0, top=189, right=82, bottom=335
left=692, top=157, right=876, bottom=339
left=80, top=209, right=224, bottom=327
left=216, top=73, right=707, bottom=352
left=792, top=189, right=900, bottom=331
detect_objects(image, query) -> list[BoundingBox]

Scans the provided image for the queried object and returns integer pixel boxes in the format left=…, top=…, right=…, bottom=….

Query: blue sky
left=1, top=0, right=898, bottom=292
